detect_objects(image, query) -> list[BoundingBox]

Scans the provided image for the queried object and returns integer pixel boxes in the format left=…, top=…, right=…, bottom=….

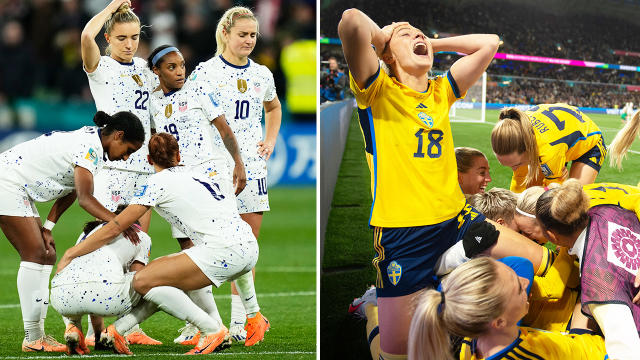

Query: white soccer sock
left=188, top=286, right=223, bottom=326
left=230, top=293, right=245, bottom=325
left=17, top=261, right=44, bottom=341
left=39, top=265, right=52, bottom=334
left=114, top=300, right=158, bottom=335
left=143, top=286, right=220, bottom=334
left=233, top=272, right=260, bottom=317
left=86, top=316, right=94, bottom=337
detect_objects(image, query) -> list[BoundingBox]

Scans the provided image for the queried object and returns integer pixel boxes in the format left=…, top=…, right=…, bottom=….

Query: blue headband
left=152, top=47, right=180, bottom=67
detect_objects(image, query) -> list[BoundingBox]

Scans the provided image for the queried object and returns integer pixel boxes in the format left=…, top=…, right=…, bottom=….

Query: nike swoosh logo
left=25, top=345, right=44, bottom=351
left=245, top=296, right=254, bottom=301
left=35, top=298, right=42, bottom=302
left=195, top=342, right=212, bottom=354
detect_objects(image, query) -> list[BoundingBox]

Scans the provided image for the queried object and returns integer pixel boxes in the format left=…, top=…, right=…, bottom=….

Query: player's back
left=139, top=166, right=250, bottom=248
left=0, top=127, right=103, bottom=201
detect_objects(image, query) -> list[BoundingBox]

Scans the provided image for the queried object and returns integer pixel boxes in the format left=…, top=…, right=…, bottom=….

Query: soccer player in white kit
left=186, top=6, right=282, bottom=342
left=57, top=133, right=270, bottom=355
left=0, top=111, right=144, bottom=352
left=80, top=0, right=160, bottom=345
left=81, top=0, right=155, bottom=228
left=50, top=214, right=152, bottom=355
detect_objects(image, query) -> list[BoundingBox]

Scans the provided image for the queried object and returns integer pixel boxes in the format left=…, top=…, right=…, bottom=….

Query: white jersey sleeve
left=130, top=232, right=151, bottom=266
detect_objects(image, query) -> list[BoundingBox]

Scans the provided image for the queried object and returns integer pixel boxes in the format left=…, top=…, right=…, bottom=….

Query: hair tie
left=437, top=291, right=445, bottom=314
left=516, top=207, right=536, bottom=219
left=152, top=46, right=180, bottom=67
left=544, top=186, right=550, bottom=191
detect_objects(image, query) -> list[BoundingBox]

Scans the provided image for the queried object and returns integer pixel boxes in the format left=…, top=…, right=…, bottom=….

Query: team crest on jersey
left=165, top=104, right=173, bottom=118
left=387, top=261, right=402, bottom=286
left=111, top=190, right=121, bottom=203
left=237, top=79, right=248, bottom=93
left=85, top=148, right=98, bottom=165
left=179, top=101, right=188, bottom=112
left=418, top=112, right=433, bottom=128
left=540, top=163, right=552, bottom=177
left=131, top=74, right=143, bottom=87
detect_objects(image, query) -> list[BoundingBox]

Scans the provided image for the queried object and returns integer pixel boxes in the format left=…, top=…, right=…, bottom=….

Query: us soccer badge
left=387, top=261, right=402, bottom=286
left=237, top=79, right=248, bottom=93
left=165, top=104, right=173, bottom=118
left=132, top=74, right=144, bottom=87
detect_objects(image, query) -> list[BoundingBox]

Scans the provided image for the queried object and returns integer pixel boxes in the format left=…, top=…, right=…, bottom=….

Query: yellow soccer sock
left=365, top=305, right=380, bottom=360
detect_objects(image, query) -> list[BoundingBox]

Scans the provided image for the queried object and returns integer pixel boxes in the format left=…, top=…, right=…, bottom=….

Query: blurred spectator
left=320, top=56, right=346, bottom=102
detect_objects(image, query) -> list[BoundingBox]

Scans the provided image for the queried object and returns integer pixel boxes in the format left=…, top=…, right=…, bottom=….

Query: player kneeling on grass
left=51, top=206, right=151, bottom=355
left=57, top=133, right=269, bottom=355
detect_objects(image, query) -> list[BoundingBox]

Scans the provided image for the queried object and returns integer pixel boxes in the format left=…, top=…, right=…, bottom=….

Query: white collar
left=568, top=227, right=588, bottom=263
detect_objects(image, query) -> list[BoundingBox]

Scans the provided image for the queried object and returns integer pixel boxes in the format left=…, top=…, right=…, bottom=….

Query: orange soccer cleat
left=125, top=328, right=162, bottom=345
left=64, top=324, right=90, bottom=355
left=22, top=335, right=67, bottom=353
left=244, top=312, right=270, bottom=347
left=104, top=325, right=132, bottom=355
left=185, top=326, right=228, bottom=355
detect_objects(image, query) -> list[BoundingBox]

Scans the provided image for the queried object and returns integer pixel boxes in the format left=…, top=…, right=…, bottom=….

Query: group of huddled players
left=339, top=8, right=640, bottom=360
left=0, top=0, right=281, bottom=355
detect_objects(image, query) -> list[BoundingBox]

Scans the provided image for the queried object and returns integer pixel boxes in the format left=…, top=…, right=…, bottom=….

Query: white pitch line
left=0, top=351, right=316, bottom=359
left=0, top=291, right=315, bottom=310
left=0, top=266, right=315, bottom=276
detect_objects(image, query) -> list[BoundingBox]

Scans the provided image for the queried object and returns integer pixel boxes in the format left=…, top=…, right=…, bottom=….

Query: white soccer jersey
left=189, top=55, right=277, bottom=180
left=131, top=166, right=252, bottom=248
left=0, top=126, right=104, bottom=202
left=149, top=81, right=226, bottom=167
left=75, top=223, right=151, bottom=272
left=86, top=56, right=156, bottom=173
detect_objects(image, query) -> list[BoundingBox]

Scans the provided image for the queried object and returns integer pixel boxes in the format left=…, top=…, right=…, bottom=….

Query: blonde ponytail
left=608, top=110, right=640, bottom=170
left=215, top=6, right=259, bottom=56
left=104, top=3, right=140, bottom=56
left=536, top=179, right=589, bottom=236
left=491, top=108, right=540, bottom=188
left=408, top=258, right=507, bottom=359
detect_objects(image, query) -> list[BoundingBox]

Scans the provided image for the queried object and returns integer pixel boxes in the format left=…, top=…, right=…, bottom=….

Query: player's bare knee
left=133, top=272, right=152, bottom=295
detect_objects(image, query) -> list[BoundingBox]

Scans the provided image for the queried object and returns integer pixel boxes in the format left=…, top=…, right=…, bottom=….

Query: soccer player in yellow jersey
left=408, top=257, right=607, bottom=360
left=339, top=9, right=550, bottom=358
left=491, top=104, right=607, bottom=193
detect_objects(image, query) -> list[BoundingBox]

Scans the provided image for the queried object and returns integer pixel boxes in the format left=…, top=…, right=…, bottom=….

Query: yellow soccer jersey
left=510, top=104, right=603, bottom=192
left=350, top=67, right=466, bottom=227
left=522, top=248, right=580, bottom=332
left=459, top=327, right=607, bottom=360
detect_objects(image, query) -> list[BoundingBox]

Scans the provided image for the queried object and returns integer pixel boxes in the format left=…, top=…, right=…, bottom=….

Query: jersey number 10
left=235, top=100, right=250, bottom=119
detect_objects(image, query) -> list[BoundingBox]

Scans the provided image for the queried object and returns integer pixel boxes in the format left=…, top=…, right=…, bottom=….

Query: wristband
left=43, top=220, right=56, bottom=231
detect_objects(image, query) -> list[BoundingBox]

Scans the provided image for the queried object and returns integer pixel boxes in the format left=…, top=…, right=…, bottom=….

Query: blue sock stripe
left=368, top=326, right=379, bottom=346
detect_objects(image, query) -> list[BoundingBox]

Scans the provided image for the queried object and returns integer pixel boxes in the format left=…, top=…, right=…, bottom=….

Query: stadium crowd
left=321, top=0, right=640, bottom=108
left=0, top=0, right=314, bottom=110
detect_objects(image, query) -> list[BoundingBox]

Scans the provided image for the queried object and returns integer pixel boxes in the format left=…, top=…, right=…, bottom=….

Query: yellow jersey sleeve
left=349, top=66, right=385, bottom=109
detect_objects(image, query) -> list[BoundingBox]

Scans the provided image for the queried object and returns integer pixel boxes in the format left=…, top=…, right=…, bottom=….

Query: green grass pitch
left=321, top=109, right=640, bottom=359
left=0, top=186, right=316, bottom=359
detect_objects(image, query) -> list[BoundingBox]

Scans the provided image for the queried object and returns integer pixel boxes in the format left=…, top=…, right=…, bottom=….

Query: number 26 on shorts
left=413, top=129, right=443, bottom=159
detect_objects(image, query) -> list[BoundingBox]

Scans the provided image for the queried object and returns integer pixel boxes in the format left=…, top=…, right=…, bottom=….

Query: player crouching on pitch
left=56, top=133, right=269, bottom=355
left=51, top=206, right=150, bottom=355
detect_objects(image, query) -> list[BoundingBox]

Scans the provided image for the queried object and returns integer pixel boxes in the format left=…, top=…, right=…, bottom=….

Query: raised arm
left=56, top=204, right=149, bottom=273
left=431, top=34, right=499, bottom=95
left=212, top=114, right=247, bottom=195
left=337, top=9, right=390, bottom=89
left=81, top=0, right=131, bottom=72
